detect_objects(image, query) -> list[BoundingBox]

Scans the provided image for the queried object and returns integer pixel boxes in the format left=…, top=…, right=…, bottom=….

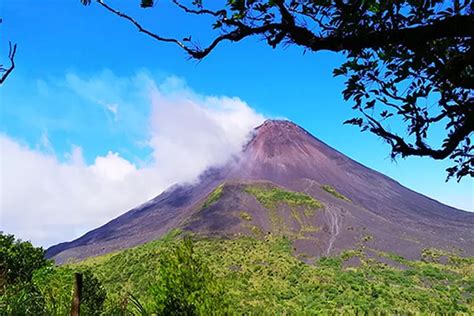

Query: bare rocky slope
left=47, top=120, right=474, bottom=263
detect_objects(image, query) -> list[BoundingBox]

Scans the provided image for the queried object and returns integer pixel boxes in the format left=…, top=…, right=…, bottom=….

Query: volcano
left=47, top=120, right=474, bottom=263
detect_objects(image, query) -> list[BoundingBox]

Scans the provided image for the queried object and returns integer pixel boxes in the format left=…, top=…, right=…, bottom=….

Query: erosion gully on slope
left=325, top=205, right=341, bottom=255
left=303, top=178, right=341, bottom=255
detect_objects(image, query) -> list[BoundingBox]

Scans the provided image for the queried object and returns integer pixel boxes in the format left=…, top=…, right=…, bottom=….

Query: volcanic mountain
left=47, top=120, right=474, bottom=263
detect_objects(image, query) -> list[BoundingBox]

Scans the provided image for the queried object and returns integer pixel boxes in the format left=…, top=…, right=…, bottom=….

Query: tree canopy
left=0, top=233, right=107, bottom=315
left=0, top=233, right=49, bottom=287
left=82, top=0, right=473, bottom=181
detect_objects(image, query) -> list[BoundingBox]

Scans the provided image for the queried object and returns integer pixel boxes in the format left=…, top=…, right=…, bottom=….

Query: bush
left=33, top=267, right=107, bottom=315
left=0, top=233, right=50, bottom=315
left=149, top=236, right=229, bottom=315
left=81, top=270, right=107, bottom=315
left=0, top=282, right=45, bottom=315
left=0, top=232, right=107, bottom=315
left=0, top=233, right=50, bottom=287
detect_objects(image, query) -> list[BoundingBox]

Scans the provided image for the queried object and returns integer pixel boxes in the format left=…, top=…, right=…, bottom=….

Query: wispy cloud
left=105, top=103, right=119, bottom=121
left=0, top=71, right=265, bottom=247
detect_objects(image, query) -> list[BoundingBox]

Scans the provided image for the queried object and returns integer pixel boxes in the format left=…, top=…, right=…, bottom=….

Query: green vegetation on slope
left=29, top=232, right=470, bottom=315
left=201, top=184, right=224, bottom=209
left=0, top=233, right=106, bottom=315
left=146, top=236, right=229, bottom=315
left=244, top=184, right=323, bottom=237
left=2, top=232, right=473, bottom=314
left=321, top=185, right=351, bottom=202
left=245, top=184, right=323, bottom=210
left=239, top=211, right=252, bottom=221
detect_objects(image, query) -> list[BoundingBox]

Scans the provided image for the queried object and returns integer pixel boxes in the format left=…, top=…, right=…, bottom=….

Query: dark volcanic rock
left=47, top=120, right=474, bottom=263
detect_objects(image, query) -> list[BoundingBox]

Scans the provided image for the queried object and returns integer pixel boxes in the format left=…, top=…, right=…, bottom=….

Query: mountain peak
left=258, top=119, right=297, bottom=128
left=250, top=119, right=313, bottom=148
left=47, top=120, right=474, bottom=263
left=255, top=119, right=306, bottom=136
left=232, top=119, right=349, bottom=184
left=242, top=119, right=323, bottom=164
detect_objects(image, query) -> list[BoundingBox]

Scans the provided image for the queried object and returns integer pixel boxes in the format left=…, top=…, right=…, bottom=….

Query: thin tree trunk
left=70, top=272, right=83, bottom=316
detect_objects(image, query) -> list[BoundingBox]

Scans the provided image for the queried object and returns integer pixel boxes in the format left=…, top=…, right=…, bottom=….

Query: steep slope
left=47, top=120, right=474, bottom=263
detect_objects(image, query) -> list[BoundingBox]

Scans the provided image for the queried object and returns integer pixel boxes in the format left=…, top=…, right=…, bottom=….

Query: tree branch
left=0, top=41, right=17, bottom=84
left=87, top=0, right=473, bottom=180
left=96, top=0, right=195, bottom=55
left=362, top=105, right=473, bottom=160
left=96, top=0, right=281, bottom=59
left=95, top=0, right=473, bottom=60
left=287, top=14, right=474, bottom=53
left=171, top=0, right=226, bottom=17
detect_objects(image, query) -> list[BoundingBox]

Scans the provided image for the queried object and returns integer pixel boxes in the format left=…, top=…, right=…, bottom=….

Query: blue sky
left=1, top=1, right=472, bottom=247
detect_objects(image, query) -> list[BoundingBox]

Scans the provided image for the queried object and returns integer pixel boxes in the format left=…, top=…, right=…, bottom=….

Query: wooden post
left=70, top=272, right=83, bottom=316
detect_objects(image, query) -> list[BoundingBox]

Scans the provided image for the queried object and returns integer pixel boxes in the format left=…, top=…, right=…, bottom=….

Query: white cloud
left=148, top=78, right=264, bottom=184
left=0, top=72, right=265, bottom=247
left=90, top=151, right=137, bottom=181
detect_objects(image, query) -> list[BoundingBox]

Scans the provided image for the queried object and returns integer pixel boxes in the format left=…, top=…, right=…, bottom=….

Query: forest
left=1, top=230, right=473, bottom=314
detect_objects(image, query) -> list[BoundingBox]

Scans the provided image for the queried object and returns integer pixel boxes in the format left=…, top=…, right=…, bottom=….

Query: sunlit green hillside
left=31, top=230, right=474, bottom=314
left=2, top=230, right=473, bottom=315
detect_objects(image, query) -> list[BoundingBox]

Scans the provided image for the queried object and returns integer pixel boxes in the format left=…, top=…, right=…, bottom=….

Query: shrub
left=0, top=233, right=50, bottom=315
left=149, top=237, right=229, bottom=315
left=81, top=270, right=107, bottom=316
left=33, top=266, right=107, bottom=315
left=0, top=282, right=46, bottom=315
left=0, top=233, right=50, bottom=287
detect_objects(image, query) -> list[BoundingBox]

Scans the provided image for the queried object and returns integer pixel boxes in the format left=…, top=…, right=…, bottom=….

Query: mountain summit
left=47, top=120, right=474, bottom=263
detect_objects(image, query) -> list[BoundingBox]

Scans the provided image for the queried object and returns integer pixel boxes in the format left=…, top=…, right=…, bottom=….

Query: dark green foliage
left=32, top=267, right=107, bottom=315
left=82, top=270, right=107, bottom=315
left=30, top=267, right=107, bottom=315
left=0, top=233, right=50, bottom=287
left=83, top=0, right=474, bottom=180
left=317, top=256, right=343, bottom=270
left=0, top=233, right=107, bottom=315
left=149, top=236, right=229, bottom=315
left=0, top=233, right=50, bottom=314
left=32, top=266, right=74, bottom=315
left=0, top=282, right=45, bottom=315
left=140, top=0, right=153, bottom=8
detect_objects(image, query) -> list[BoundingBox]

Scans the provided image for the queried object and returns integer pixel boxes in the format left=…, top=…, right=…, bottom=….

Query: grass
left=321, top=185, right=351, bottom=202
left=244, top=184, right=323, bottom=238
left=49, top=233, right=474, bottom=314
left=201, top=184, right=224, bottom=209
left=245, top=184, right=324, bottom=210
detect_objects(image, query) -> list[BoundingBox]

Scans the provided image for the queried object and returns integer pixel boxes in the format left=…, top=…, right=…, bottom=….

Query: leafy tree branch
left=82, top=0, right=473, bottom=180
